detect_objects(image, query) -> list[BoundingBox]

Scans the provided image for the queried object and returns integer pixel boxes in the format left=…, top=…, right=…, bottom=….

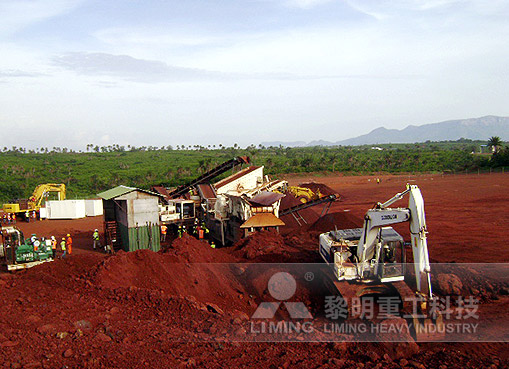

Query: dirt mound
left=308, top=210, right=363, bottom=233
left=431, top=265, right=509, bottom=302
left=90, top=247, right=249, bottom=311
left=231, top=230, right=296, bottom=261
left=299, top=182, right=338, bottom=197
left=163, top=234, right=237, bottom=263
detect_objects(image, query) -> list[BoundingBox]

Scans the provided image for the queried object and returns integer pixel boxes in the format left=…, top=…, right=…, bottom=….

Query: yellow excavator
left=2, top=184, right=66, bottom=214
left=287, top=186, right=323, bottom=203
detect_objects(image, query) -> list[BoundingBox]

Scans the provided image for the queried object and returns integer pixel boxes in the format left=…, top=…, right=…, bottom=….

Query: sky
left=1, top=0, right=508, bottom=150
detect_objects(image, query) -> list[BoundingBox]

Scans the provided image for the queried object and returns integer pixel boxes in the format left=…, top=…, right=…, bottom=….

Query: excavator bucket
left=394, top=281, right=445, bottom=341
left=409, top=312, right=444, bottom=341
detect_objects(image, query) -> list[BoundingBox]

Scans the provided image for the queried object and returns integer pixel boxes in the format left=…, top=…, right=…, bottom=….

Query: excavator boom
left=3, top=183, right=66, bottom=213
left=29, top=183, right=66, bottom=208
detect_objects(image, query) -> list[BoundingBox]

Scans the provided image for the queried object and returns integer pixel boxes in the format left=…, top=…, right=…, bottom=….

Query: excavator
left=319, top=184, right=441, bottom=339
left=287, top=186, right=322, bottom=203
left=2, top=183, right=66, bottom=214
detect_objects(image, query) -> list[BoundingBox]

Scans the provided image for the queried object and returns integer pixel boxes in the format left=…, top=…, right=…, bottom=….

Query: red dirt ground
left=0, top=172, right=507, bottom=368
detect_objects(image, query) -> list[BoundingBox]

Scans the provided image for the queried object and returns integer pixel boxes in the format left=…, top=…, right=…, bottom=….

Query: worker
left=32, top=211, right=37, bottom=222
left=12, top=213, right=16, bottom=224
left=7, top=213, right=11, bottom=224
left=177, top=225, right=183, bottom=238
left=160, top=224, right=167, bottom=242
left=210, top=241, right=215, bottom=249
left=60, top=238, right=67, bottom=258
left=197, top=225, right=204, bottom=240
left=25, top=211, right=30, bottom=222
left=93, top=229, right=100, bottom=250
left=201, top=222, right=209, bottom=240
left=51, top=236, right=57, bottom=259
left=44, top=237, right=51, bottom=254
left=66, top=234, right=73, bottom=255
left=2, top=213, right=6, bottom=224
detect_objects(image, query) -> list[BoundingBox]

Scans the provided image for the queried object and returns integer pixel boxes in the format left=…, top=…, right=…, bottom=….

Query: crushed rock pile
left=231, top=230, right=297, bottom=261
left=308, top=210, right=363, bottom=233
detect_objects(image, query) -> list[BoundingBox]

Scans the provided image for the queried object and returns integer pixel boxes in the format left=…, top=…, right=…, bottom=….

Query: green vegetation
left=488, top=136, right=502, bottom=153
left=0, top=139, right=505, bottom=203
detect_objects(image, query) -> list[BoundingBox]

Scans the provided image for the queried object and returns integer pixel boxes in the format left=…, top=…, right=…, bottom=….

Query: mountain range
left=262, top=115, right=509, bottom=147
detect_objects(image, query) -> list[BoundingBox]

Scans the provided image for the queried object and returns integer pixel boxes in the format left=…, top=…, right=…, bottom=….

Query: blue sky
left=1, top=0, right=508, bottom=149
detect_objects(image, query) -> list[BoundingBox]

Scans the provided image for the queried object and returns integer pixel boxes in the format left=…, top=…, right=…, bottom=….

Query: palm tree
left=488, top=136, right=502, bottom=153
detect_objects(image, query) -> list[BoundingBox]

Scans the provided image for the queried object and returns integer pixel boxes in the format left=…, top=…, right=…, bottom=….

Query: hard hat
left=67, top=234, right=70, bottom=237
left=95, top=229, right=98, bottom=231
left=51, top=236, right=55, bottom=240
left=62, top=238, right=65, bottom=240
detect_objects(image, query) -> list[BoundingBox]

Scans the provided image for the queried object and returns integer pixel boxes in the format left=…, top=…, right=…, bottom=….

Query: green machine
left=1, top=227, right=54, bottom=271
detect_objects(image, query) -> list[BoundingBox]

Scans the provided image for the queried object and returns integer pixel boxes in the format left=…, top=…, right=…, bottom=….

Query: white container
left=85, top=199, right=103, bottom=217
left=46, top=200, right=86, bottom=219
left=39, top=207, right=47, bottom=219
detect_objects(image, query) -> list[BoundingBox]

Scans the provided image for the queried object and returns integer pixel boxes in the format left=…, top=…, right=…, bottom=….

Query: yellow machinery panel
left=3, top=204, right=20, bottom=213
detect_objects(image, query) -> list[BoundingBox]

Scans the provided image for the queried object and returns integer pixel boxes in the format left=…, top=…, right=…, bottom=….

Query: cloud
left=283, top=0, right=335, bottom=9
left=0, top=0, right=83, bottom=35
left=52, top=52, right=227, bottom=83
left=94, top=27, right=221, bottom=49
left=52, top=51, right=385, bottom=83
left=0, top=69, right=42, bottom=78
left=345, top=0, right=509, bottom=19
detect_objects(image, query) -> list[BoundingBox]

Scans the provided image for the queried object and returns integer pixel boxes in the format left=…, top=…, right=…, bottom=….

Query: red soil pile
left=230, top=230, right=297, bottom=261
left=163, top=234, right=237, bottom=263
left=308, top=210, right=363, bottom=233
left=89, top=237, right=249, bottom=311
left=430, top=264, right=509, bottom=302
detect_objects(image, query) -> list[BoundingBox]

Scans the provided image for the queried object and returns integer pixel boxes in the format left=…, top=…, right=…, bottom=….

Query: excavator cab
left=321, top=226, right=406, bottom=283
left=374, top=228, right=406, bottom=282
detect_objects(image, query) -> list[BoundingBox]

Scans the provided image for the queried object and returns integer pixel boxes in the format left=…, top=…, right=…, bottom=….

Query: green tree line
left=0, top=140, right=504, bottom=203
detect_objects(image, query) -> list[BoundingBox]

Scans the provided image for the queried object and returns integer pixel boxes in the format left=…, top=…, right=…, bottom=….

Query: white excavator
left=319, top=184, right=441, bottom=339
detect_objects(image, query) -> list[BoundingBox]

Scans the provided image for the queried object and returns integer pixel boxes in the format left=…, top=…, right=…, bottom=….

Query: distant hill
left=262, top=115, right=509, bottom=147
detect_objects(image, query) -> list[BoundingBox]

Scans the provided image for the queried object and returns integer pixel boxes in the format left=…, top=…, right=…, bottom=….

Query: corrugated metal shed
left=98, top=185, right=163, bottom=201
left=97, top=185, right=135, bottom=200
left=98, top=185, right=161, bottom=253
left=118, top=223, right=160, bottom=252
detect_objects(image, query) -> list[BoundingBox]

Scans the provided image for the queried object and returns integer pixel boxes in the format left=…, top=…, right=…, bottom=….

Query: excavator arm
left=408, top=185, right=432, bottom=298
left=355, top=185, right=432, bottom=298
left=28, top=184, right=66, bottom=209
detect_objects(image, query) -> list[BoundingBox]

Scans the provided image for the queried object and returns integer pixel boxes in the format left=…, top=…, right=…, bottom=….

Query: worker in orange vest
left=66, top=234, right=73, bottom=254
left=197, top=225, right=204, bottom=240
left=51, top=236, right=57, bottom=259
left=160, top=224, right=167, bottom=242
